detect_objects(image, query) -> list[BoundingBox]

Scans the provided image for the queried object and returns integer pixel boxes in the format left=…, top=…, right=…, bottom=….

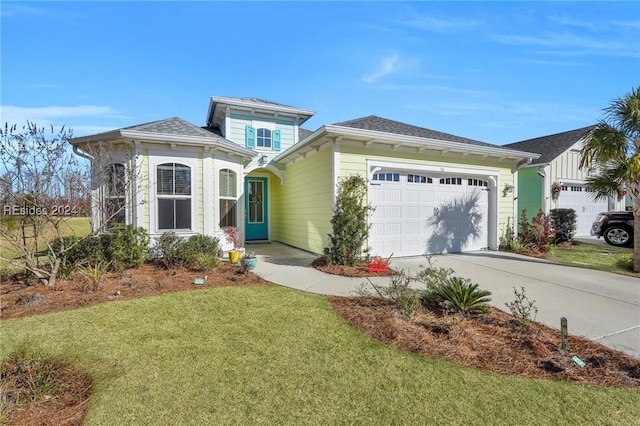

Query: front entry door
left=245, top=177, right=268, bottom=240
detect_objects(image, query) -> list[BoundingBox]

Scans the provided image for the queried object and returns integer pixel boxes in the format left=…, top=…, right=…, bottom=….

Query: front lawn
left=1, top=286, right=638, bottom=425
left=546, top=241, right=638, bottom=277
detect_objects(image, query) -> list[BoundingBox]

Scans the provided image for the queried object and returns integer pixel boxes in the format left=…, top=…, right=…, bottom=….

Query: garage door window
left=468, top=179, right=488, bottom=187
left=439, top=177, right=462, bottom=185
left=372, top=172, right=400, bottom=182
left=408, top=174, right=432, bottom=184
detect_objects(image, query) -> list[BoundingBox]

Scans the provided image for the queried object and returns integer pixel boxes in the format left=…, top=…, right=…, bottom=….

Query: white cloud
left=397, top=13, right=480, bottom=33
left=362, top=54, right=402, bottom=84
left=0, top=105, right=119, bottom=125
left=492, top=31, right=639, bottom=58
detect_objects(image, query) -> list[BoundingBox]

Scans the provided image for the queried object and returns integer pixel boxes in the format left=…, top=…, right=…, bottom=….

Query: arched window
left=219, top=169, right=237, bottom=227
left=257, top=128, right=272, bottom=148
left=157, top=163, right=191, bottom=230
left=104, top=163, right=126, bottom=227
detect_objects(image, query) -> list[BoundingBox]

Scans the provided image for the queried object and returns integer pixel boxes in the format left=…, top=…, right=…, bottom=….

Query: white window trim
left=156, top=162, right=192, bottom=231
left=148, top=153, right=199, bottom=234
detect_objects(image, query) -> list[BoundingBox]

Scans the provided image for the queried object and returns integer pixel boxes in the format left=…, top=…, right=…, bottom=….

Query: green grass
left=0, top=216, right=91, bottom=270
left=547, top=241, right=638, bottom=277
left=1, top=286, right=638, bottom=425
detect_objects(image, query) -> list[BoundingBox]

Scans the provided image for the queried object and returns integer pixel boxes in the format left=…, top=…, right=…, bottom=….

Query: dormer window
left=245, top=125, right=281, bottom=151
left=257, top=128, right=272, bottom=148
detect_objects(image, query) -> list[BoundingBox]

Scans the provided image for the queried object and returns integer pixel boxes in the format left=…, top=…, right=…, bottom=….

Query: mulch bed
left=330, top=296, right=640, bottom=388
left=312, top=256, right=395, bottom=277
left=1, top=357, right=92, bottom=426
left=0, top=262, right=269, bottom=320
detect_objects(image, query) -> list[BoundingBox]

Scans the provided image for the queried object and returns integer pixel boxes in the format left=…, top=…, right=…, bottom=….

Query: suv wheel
left=603, top=225, right=633, bottom=247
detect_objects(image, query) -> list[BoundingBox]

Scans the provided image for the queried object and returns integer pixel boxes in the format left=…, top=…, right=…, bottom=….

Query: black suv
left=591, top=211, right=634, bottom=247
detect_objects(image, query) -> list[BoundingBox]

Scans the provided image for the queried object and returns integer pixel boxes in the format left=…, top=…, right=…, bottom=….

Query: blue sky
left=1, top=1, right=638, bottom=145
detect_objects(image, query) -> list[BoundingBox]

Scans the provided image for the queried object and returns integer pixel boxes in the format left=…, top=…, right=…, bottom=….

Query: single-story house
left=504, top=126, right=623, bottom=236
left=70, top=96, right=539, bottom=258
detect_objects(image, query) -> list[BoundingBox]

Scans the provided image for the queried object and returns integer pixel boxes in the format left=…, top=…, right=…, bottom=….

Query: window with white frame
left=257, top=128, right=272, bottom=148
left=157, top=163, right=191, bottom=230
left=219, top=169, right=237, bottom=228
left=104, top=163, right=126, bottom=227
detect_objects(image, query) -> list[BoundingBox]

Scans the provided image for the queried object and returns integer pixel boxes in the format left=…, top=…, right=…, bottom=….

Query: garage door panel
left=370, top=172, right=489, bottom=257
left=558, top=186, right=608, bottom=236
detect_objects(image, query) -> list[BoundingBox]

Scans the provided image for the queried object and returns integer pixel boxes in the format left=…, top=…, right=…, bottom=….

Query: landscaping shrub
left=181, top=234, right=220, bottom=271
left=50, top=235, right=106, bottom=278
left=505, top=286, right=538, bottom=324
left=155, top=231, right=184, bottom=268
left=365, top=271, right=422, bottom=316
left=154, top=232, right=220, bottom=271
left=550, top=208, right=577, bottom=243
left=530, top=209, right=553, bottom=249
left=517, top=209, right=553, bottom=251
left=431, top=277, right=492, bottom=315
left=324, top=175, right=374, bottom=266
left=101, top=224, right=150, bottom=271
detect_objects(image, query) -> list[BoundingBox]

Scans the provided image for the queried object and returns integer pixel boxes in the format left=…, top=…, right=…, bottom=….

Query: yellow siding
left=278, top=148, right=333, bottom=253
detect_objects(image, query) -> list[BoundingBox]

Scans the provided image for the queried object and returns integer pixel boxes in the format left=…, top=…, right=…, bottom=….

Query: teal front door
left=245, top=177, right=268, bottom=240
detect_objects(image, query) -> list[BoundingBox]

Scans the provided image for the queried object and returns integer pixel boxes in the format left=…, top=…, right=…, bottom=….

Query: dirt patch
left=330, top=296, right=640, bottom=388
left=0, top=262, right=269, bottom=320
left=312, top=256, right=395, bottom=278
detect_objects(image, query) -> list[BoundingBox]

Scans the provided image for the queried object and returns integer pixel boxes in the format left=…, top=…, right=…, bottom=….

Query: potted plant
left=224, top=227, right=243, bottom=264
left=241, top=251, right=258, bottom=271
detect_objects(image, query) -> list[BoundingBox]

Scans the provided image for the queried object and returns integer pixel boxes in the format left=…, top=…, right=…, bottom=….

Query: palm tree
left=579, top=86, right=640, bottom=271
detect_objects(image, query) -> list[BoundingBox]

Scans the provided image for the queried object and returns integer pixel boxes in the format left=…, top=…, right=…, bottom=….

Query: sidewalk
left=248, top=242, right=640, bottom=358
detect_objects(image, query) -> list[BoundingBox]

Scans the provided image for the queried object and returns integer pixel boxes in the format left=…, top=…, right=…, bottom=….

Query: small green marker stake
left=561, top=317, right=569, bottom=352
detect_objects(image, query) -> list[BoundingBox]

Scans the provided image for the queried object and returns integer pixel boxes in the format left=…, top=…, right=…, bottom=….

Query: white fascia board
left=367, top=159, right=500, bottom=178
left=69, top=130, right=123, bottom=145
left=272, top=126, right=329, bottom=163
left=557, top=178, right=588, bottom=185
left=323, top=125, right=540, bottom=160
left=74, top=130, right=256, bottom=159
left=210, top=96, right=315, bottom=120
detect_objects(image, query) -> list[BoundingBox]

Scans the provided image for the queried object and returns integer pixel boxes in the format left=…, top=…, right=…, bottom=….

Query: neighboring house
left=70, top=97, right=538, bottom=258
left=505, top=126, right=623, bottom=236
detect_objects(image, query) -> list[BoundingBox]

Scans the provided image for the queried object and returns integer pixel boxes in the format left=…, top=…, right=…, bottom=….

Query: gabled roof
left=274, top=115, right=539, bottom=164
left=70, top=117, right=256, bottom=159
left=298, top=128, right=313, bottom=141
left=207, top=96, right=315, bottom=128
left=125, top=117, right=216, bottom=138
left=334, top=115, right=495, bottom=148
left=503, top=125, right=596, bottom=165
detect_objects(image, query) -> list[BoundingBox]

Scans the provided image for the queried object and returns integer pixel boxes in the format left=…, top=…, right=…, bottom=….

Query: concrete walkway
left=248, top=242, right=640, bottom=359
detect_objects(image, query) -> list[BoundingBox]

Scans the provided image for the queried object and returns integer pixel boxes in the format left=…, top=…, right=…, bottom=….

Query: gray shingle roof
left=333, top=115, right=496, bottom=147
left=503, top=125, right=596, bottom=165
left=298, top=128, right=313, bottom=141
left=225, top=97, right=300, bottom=109
left=125, top=117, right=216, bottom=138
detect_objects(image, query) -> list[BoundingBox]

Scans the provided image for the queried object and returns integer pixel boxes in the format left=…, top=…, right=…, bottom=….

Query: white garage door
left=368, top=171, right=490, bottom=258
left=558, top=185, right=609, bottom=236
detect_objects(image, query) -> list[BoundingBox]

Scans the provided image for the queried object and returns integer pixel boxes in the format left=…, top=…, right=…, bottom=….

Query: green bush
left=154, top=232, right=220, bottom=271
left=155, top=231, right=184, bottom=268
left=550, top=208, right=577, bottom=243
left=431, top=277, right=492, bottom=315
left=50, top=235, right=106, bottom=278
left=366, top=271, right=422, bottom=316
left=324, top=175, right=374, bottom=266
left=181, top=234, right=220, bottom=271
left=101, top=224, right=150, bottom=271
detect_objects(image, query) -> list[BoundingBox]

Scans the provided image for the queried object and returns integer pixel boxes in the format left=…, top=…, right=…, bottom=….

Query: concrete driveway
left=250, top=243, right=640, bottom=358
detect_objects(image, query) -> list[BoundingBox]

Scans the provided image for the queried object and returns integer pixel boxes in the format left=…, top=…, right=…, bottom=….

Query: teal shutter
left=272, top=129, right=281, bottom=151
left=245, top=125, right=255, bottom=149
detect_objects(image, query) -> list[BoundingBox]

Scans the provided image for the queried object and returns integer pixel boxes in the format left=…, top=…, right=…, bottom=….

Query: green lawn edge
left=1, top=285, right=638, bottom=425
